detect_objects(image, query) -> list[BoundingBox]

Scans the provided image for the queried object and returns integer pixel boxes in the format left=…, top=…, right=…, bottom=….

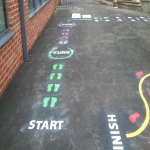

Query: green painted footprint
left=50, top=73, right=56, bottom=80
left=54, top=84, right=60, bottom=92
left=50, top=97, right=57, bottom=108
left=43, top=97, right=50, bottom=107
left=59, top=64, right=64, bottom=70
left=53, top=64, right=58, bottom=70
left=53, top=64, right=64, bottom=70
left=57, top=73, right=62, bottom=80
left=47, top=84, right=53, bottom=92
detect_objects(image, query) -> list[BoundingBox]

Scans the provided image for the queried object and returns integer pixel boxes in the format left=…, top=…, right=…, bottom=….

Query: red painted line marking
left=148, top=92, right=150, bottom=97
left=129, top=112, right=140, bottom=124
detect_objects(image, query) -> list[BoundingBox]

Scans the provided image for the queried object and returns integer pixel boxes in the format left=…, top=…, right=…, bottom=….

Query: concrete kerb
left=97, top=0, right=142, bottom=11
left=97, top=0, right=113, bottom=6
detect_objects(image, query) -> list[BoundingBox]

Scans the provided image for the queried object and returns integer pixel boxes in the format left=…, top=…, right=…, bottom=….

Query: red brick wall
left=0, top=0, right=59, bottom=96
left=0, top=0, right=23, bottom=96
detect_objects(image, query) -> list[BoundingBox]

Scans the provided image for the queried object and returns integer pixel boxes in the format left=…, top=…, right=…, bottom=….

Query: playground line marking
left=126, top=74, right=150, bottom=138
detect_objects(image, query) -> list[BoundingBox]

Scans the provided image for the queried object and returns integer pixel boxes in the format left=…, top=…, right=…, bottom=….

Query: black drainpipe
left=19, top=0, right=28, bottom=62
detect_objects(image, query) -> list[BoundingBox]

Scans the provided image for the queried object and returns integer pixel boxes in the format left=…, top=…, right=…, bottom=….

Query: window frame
left=28, top=0, right=50, bottom=18
left=0, top=0, right=13, bottom=48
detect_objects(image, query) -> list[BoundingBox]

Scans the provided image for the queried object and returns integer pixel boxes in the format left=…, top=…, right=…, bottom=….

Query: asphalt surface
left=1, top=0, right=150, bottom=149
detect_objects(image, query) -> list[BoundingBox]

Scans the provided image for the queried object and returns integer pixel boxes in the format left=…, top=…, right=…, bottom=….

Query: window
left=28, top=0, right=34, bottom=12
left=0, top=0, right=7, bottom=34
left=0, top=0, right=13, bottom=48
left=28, top=0, right=50, bottom=18
left=35, top=0, right=41, bottom=7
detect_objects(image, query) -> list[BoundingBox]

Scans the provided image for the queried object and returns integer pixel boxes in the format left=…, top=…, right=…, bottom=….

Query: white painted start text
left=28, top=120, right=64, bottom=130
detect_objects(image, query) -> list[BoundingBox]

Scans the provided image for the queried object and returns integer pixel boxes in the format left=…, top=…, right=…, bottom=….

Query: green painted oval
left=49, top=47, right=74, bottom=60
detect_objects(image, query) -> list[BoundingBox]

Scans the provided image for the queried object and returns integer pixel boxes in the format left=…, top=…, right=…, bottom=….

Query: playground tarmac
left=1, top=0, right=150, bottom=149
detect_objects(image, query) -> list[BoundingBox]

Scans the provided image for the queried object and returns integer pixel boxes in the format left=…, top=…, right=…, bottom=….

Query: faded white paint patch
left=72, top=13, right=81, bottom=18
left=82, top=15, right=92, bottom=18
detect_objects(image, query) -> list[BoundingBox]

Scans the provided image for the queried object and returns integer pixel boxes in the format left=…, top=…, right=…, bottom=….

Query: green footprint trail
left=50, top=73, right=55, bottom=80
left=54, top=84, right=60, bottom=92
left=50, top=73, right=62, bottom=80
left=57, top=73, right=62, bottom=80
left=50, top=97, right=58, bottom=108
left=47, top=84, right=53, bottom=92
left=43, top=97, right=58, bottom=108
left=53, top=64, right=64, bottom=70
left=43, top=97, right=50, bottom=107
left=47, top=84, right=60, bottom=92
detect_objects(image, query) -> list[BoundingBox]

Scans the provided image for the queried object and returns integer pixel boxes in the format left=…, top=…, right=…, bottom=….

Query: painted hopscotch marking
left=68, top=15, right=150, bottom=22
left=28, top=19, right=76, bottom=130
